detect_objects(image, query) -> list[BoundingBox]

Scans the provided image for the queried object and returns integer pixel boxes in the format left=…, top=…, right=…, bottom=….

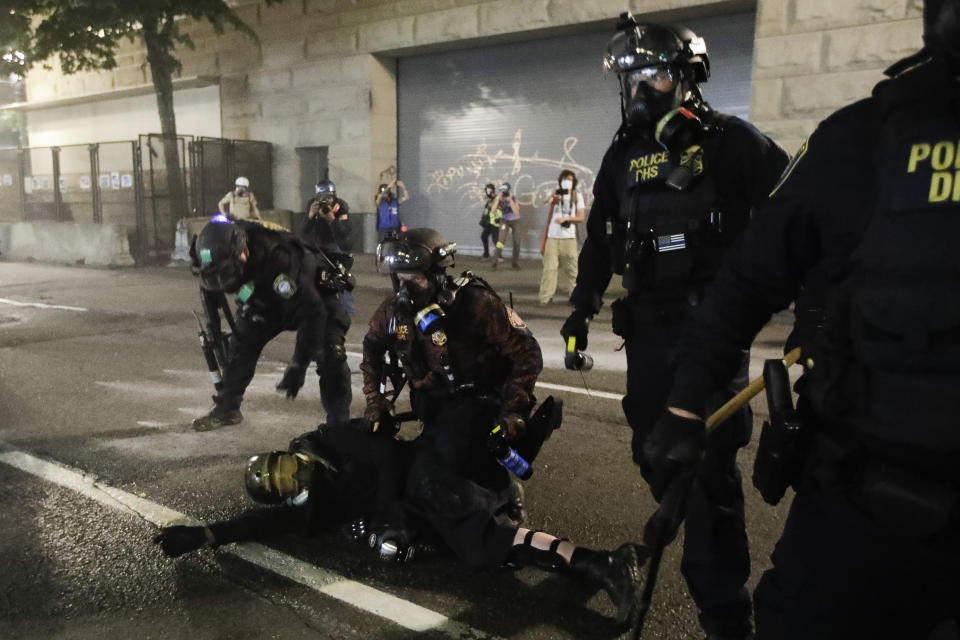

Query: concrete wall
left=0, top=221, right=135, bottom=267
left=21, top=0, right=926, bottom=214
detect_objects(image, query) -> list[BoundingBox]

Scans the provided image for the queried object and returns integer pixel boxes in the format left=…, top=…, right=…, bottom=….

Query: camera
left=555, top=188, right=569, bottom=196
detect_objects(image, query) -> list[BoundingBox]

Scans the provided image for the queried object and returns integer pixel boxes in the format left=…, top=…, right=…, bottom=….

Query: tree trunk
left=143, top=18, right=188, bottom=258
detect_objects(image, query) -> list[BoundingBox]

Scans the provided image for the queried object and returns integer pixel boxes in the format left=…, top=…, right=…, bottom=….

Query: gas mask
left=654, top=104, right=708, bottom=190
left=195, top=219, right=248, bottom=293
left=622, top=65, right=683, bottom=132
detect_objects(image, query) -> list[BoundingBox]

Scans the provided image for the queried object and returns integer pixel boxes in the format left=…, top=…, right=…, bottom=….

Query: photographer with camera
left=375, top=178, right=409, bottom=241
left=538, top=170, right=585, bottom=305
left=491, top=182, right=522, bottom=269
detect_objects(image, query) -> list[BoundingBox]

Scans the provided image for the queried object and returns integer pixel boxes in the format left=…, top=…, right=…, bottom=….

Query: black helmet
left=245, top=451, right=315, bottom=506
left=604, top=14, right=709, bottom=131
left=195, top=218, right=247, bottom=292
left=376, top=228, right=456, bottom=274
left=924, top=0, right=960, bottom=66
left=498, top=182, right=511, bottom=194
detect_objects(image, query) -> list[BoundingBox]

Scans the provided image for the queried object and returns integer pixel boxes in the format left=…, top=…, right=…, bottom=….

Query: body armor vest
left=812, top=63, right=960, bottom=457
left=615, top=115, right=750, bottom=294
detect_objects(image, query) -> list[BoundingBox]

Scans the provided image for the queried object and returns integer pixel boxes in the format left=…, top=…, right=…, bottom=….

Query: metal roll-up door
left=397, top=11, right=756, bottom=256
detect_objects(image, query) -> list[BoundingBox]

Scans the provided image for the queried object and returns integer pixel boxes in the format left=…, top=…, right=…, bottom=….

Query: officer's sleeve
left=668, top=120, right=844, bottom=415
left=218, top=192, right=231, bottom=214
left=332, top=218, right=353, bottom=252
left=569, top=146, right=618, bottom=314
left=360, top=298, right=395, bottom=397
left=474, top=290, right=543, bottom=416
left=282, top=250, right=326, bottom=368
left=719, top=117, right=792, bottom=207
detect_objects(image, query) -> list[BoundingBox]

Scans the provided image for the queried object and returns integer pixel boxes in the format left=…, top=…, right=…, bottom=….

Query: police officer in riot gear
left=560, top=14, right=789, bottom=640
left=645, top=1, right=960, bottom=637
left=363, top=228, right=647, bottom=628
left=191, top=217, right=353, bottom=431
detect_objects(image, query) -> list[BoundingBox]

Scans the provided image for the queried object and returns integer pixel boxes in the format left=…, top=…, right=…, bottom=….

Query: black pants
left=623, top=316, right=753, bottom=638
left=216, top=297, right=352, bottom=426
left=755, top=484, right=960, bottom=640
left=403, top=396, right=516, bottom=568
left=480, top=225, right=497, bottom=256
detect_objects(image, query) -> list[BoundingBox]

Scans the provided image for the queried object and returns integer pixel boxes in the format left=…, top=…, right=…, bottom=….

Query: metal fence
left=0, top=134, right=272, bottom=264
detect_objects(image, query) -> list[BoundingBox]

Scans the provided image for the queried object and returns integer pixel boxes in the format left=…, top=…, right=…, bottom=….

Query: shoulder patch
left=237, top=281, right=255, bottom=303
left=506, top=307, right=526, bottom=329
left=431, top=329, right=448, bottom=346
left=680, top=145, right=704, bottom=176
left=273, top=274, right=297, bottom=299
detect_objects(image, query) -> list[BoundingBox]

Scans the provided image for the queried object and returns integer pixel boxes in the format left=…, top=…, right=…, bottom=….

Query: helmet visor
left=376, top=238, right=432, bottom=273
left=626, top=65, right=677, bottom=96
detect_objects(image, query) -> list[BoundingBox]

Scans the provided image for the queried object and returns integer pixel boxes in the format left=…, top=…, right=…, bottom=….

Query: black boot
left=568, top=544, right=647, bottom=628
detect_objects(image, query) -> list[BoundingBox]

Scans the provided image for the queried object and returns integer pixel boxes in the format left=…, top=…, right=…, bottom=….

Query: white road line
left=0, top=297, right=88, bottom=311
left=0, top=449, right=498, bottom=639
left=345, top=351, right=622, bottom=401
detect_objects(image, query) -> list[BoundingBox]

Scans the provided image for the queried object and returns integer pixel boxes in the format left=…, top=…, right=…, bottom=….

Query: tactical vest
left=614, top=115, right=750, bottom=294
left=811, top=63, right=960, bottom=456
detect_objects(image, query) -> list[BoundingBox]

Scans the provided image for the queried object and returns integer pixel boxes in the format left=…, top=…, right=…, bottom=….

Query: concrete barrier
left=0, top=221, right=135, bottom=267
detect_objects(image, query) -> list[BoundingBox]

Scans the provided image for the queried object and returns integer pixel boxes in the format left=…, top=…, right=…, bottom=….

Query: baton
left=632, top=346, right=802, bottom=639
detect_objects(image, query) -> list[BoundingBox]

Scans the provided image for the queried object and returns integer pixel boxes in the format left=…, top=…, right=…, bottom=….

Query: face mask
left=561, top=180, right=573, bottom=190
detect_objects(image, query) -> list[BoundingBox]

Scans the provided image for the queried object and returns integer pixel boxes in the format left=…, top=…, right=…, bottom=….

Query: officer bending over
left=362, top=229, right=646, bottom=628
left=191, top=217, right=353, bottom=431
left=560, top=15, right=789, bottom=640
left=643, top=1, right=960, bottom=638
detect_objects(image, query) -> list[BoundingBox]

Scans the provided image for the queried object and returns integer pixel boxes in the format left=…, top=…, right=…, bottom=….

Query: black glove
left=560, top=308, right=591, bottom=352
left=153, top=525, right=208, bottom=558
left=640, top=409, right=707, bottom=502
left=277, top=363, right=307, bottom=399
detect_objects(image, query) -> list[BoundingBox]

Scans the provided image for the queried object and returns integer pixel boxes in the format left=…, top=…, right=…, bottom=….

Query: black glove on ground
left=640, top=410, right=706, bottom=502
left=277, top=363, right=307, bottom=399
left=560, top=308, right=591, bottom=352
left=153, top=525, right=208, bottom=558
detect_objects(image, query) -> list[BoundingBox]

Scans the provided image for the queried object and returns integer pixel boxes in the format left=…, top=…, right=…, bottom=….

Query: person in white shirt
left=538, top=170, right=585, bottom=305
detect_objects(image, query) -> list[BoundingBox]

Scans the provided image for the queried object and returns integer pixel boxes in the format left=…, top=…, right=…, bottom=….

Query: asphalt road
left=0, top=254, right=796, bottom=639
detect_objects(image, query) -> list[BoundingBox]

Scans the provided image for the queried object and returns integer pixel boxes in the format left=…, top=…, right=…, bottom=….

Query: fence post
left=89, top=143, right=102, bottom=224
left=51, top=146, right=63, bottom=221
left=17, top=147, right=27, bottom=221
left=132, top=140, right=146, bottom=266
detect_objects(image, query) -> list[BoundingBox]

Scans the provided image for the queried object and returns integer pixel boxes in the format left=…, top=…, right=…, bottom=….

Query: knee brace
left=505, top=530, right=568, bottom=572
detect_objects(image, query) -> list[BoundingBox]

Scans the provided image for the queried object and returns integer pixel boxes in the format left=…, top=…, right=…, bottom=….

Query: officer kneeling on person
left=560, top=14, right=789, bottom=640
left=361, top=228, right=647, bottom=628
left=642, top=1, right=960, bottom=638
left=190, top=216, right=353, bottom=431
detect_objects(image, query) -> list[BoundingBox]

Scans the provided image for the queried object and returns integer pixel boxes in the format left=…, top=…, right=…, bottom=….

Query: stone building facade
left=15, top=0, right=925, bottom=214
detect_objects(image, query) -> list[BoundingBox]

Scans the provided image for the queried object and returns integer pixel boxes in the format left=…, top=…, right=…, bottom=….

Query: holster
left=611, top=297, right=631, bottom=338
left=752, top=358, right=808, bottom=506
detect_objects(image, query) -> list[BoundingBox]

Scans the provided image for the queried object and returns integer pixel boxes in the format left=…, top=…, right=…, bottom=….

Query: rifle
left=633, top=346, right=802, bottom=639
left=194, top=289, right=236, bottom=392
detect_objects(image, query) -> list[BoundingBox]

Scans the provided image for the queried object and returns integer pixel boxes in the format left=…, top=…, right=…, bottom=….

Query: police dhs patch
left=680, top=145, right=704, bottom=176
left=431, top=330, right=448, bottom=346
left=506, top=307, right=526, bottom=329
left=396, top=324, right=409, bottom=341
left=273, top=274, right=297, bottom=299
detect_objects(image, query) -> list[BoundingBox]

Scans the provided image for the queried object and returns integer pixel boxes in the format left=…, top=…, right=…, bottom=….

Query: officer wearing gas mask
left=153, top=420, right=415, bottom=560
left=190, top=216, right=354, bottom=431
left=560, top=14, right=789, bottom=640
left=361, top=228, right=647, bottom=629
left=644, top=2, right=960, bottom=638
